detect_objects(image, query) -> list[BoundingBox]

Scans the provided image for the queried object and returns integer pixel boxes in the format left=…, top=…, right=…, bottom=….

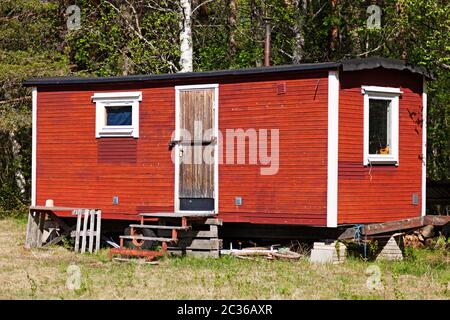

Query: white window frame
left=92, top=91, right=142, bottom=138
left=362, top=86, right=402, bottom=166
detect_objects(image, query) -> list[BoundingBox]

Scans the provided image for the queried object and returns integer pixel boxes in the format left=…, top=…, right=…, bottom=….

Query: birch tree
left=291, top=0, right=307, bottom=63
left=179, top=0, right=194, bottom=72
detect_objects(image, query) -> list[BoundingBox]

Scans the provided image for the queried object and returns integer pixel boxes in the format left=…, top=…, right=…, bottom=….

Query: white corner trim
left=422, top=77, right=427, bottom=216
left=93, top=91, right=141, bottom=138
left=31, top=87, right=37, bottom=206
left=327, top=71, right=339, bottom=228
left=361, top=86, right=403, bottom=95
left=362, top=86, right=400, bottom=166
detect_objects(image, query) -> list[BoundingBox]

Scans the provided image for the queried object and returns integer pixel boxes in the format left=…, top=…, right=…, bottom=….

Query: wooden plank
left=95, top=210, right=101, bottom=253
left=424, top=215, right=450, bottom=226
left=337, top=216, right=450, bottom=240
left=80, top=209, right=89, bottom=253
left=36, top=212, right=45, bottom=247
left=129, top=224, right=190, bottom=230
left=363, top=217, right=426, bottom=236
left=74, top=209, right=82, bottom=252
left=29, top=206, right=97, bottom=211
left=119, top=235, right=175, bottom=242
left=29, top=211, right=42, bottom=248
left=158, top=229, right=218, bottom=239
left=139, top=212, right=216, bottom=218
left=25, top=210, right=34, bottom=249
left=88, top=210, right=95, bottom=253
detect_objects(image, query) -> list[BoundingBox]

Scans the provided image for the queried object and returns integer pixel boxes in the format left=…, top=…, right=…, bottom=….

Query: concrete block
left=376, top=236, right=403, bottom=261
left=310, top=241, right=346, bottom=264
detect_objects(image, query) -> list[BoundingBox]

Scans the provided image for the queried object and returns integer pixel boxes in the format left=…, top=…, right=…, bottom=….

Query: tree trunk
left=8, top=131, right=26, bottom=196
left=328, top=0, right=339, bottom=59
left=228, top=0, right=237, bottom=63
left=292, top=0, right=307, bottom=64
left=179, top=0, right=193, bottom=72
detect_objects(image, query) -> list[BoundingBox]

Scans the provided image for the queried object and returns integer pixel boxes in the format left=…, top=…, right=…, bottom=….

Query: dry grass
left=0, top=218, right=449, bottom=300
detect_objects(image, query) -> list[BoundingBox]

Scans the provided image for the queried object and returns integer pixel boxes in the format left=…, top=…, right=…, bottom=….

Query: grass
left=0, top=218, right=449, bottom=299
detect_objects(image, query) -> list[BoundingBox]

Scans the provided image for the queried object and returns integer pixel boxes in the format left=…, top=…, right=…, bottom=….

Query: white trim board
left=92, top=91, right=142, bottom=101
left=361, top=86, right=403, bottom=95
left=422, top=77, right=427, bottom=216
left=174, top=84, right=219, bottom=214
left=31, top=87, right=37, bottom=206
left=362, top=86, right=401, bottom=166
left=327, top=71, right=339, bottom=228
left=92, top=91, right=142, bottom=138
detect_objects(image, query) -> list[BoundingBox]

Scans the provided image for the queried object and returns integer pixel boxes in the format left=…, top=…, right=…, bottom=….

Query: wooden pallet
left=25, top=206, right=102, bottom=254
left=73, top=209, right=102, bottom=254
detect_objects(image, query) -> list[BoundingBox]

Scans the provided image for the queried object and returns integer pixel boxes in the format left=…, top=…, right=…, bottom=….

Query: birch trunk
left=179, top=0, right=193, bottom=72
left=228, top=0, right=237, bottom=62
left=8, top=130, right=26, bottom=196
left=292, top=0, right=307, bottom=64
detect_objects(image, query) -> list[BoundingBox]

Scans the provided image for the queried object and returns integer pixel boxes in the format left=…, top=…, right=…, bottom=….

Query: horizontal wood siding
left=338, top=69, right=423, bottom=224
left=36, top=72, right=329, bottom=226
left=36, top=87, right=176, bottom=218
left=218, top=72, right=329, bottom=225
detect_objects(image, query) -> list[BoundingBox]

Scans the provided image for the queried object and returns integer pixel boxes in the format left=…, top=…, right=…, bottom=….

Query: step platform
left=109, top=211, right=221, bottom=262
left=139, top=212, right=217, bottom=218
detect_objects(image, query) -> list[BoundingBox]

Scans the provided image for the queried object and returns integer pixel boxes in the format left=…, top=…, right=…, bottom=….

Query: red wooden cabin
left=24, top=57, right=430, bottom=231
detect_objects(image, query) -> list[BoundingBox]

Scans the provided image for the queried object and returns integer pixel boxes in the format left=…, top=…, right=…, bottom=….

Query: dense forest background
left=0, top=0, right=449, bottom=216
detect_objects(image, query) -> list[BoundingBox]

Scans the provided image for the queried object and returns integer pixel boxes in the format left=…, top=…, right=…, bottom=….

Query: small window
left=368, top=99, right=391, bottom=155
left=92, top=92, right=141, bottom=138
left=362, top=86, right=401, bottom=165
left=105, top=106, right=132, bottom=126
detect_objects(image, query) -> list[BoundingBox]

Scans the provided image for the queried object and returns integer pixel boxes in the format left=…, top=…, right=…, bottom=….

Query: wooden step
left=139, top=212, right=216, bottom=218
left=119, top=235, right=176, bottom=242
left=129, top=224, right=190, bottom=230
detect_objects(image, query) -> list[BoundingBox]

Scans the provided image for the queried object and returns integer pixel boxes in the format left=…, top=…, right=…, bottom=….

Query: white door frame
left=174, top=84, right=219, bottom=213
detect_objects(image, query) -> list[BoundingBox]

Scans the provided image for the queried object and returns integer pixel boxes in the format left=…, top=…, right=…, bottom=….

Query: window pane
left=106, top=106, right=132, bottom=126
left=368, top=99, right=391, bottom=155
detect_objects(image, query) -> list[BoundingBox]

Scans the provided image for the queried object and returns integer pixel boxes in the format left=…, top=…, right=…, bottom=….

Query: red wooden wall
left=36, top=86, right=176, bottom=220
left=218, top=72, right=329, bottom=225
left=35, top=68, right=423, bottom=227
left=35, top=71, right=329, bottom=225
left=338, top=69, right=424, bottom=224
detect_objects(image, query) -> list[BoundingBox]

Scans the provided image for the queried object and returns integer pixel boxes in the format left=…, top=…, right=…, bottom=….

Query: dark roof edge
left=23, top=62, right=339, bottom=87
left=340, top=57, right=434, bottom=80
left=23, top=57, right=433, bottom=87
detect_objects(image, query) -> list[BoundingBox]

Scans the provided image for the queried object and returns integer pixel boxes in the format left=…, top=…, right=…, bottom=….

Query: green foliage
left=0, top=0, right=449, bottom=214
left=390, top=247, right=449, bottom=277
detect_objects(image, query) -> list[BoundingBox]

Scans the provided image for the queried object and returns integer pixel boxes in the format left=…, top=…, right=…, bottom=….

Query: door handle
left=168, top=139, right=182, bottom=149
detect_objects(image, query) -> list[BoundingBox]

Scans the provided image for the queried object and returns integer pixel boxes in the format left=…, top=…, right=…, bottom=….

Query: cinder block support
left=376, top=236, right=403, bottom=261
left=310, top=240, right=347, bottom=264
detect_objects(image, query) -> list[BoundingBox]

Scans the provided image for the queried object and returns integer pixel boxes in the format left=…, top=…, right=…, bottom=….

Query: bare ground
left=0, top=218, right=449, bottom=299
